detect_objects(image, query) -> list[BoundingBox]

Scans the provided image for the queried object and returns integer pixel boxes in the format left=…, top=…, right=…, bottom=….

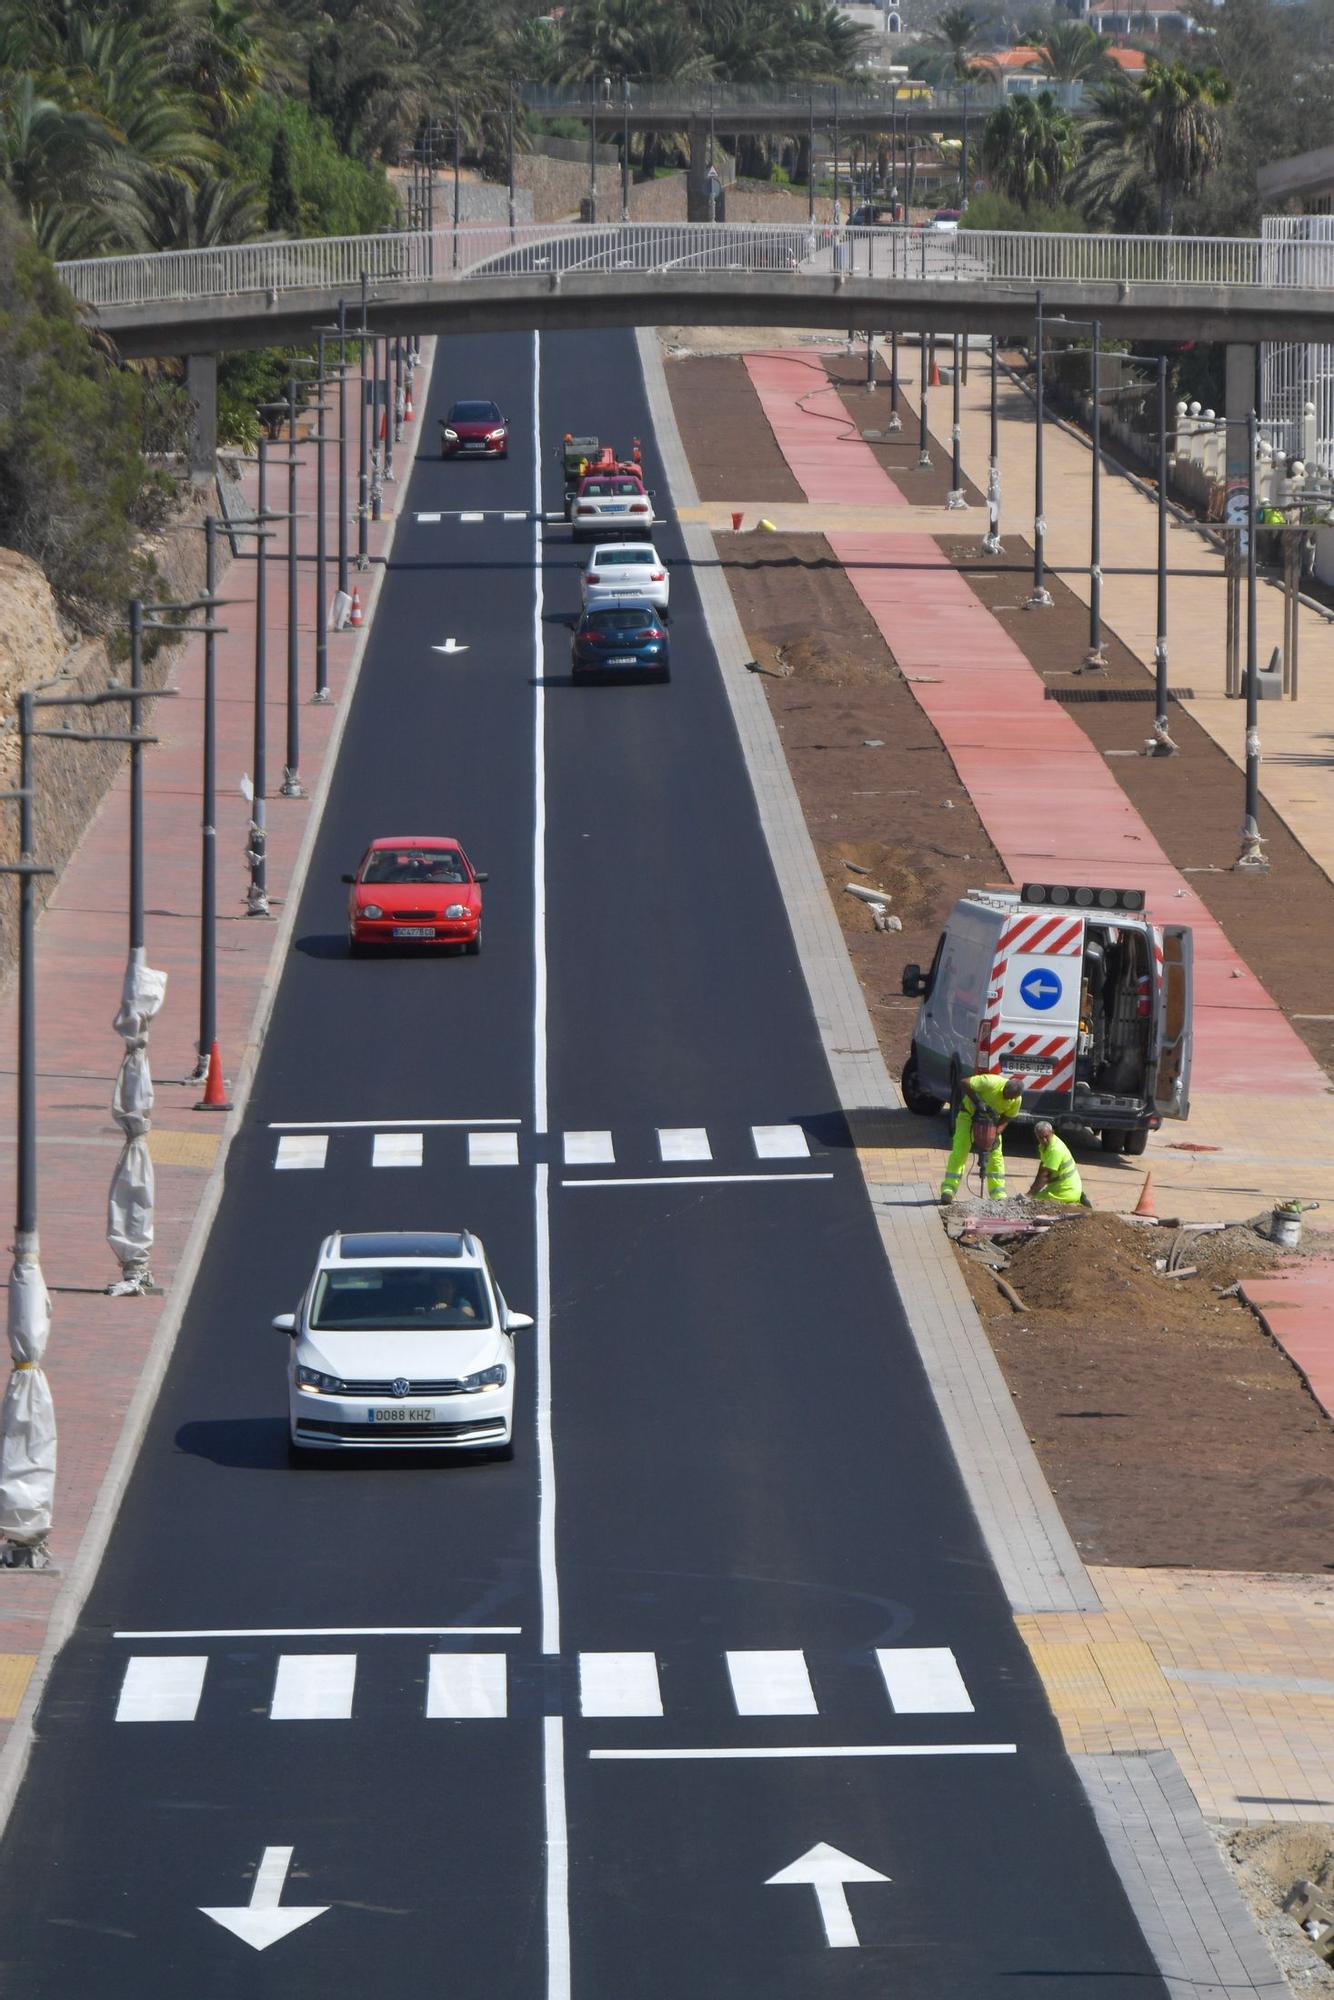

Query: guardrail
left=516, top=81, right=1006, bottom=117
left=53, top=221, right=1334, bottom=316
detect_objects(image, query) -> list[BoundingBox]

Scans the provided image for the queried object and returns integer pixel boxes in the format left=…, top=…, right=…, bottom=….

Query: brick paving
left=0, top=341, right=436, bottom=1751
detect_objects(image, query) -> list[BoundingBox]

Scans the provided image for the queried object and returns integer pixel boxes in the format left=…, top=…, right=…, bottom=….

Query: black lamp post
left=1026, top=289, right=1053, bottom=608
left=888, top=330, right=901, bottom=432
left=1238, top=407, right=1267, bottom=869
left=917, top=333, right=932, bottom=468
left=1148, top=355, right=1178, bottom=754
left=1085, top=322, right=1105, bottom=665
left=948, top=334, right=965, bottom=508
left=982, top=333, right=1002, bottom=554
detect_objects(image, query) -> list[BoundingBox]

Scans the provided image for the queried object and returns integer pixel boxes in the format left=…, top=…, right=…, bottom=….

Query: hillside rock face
left=0, top=548, right=67, bottom=723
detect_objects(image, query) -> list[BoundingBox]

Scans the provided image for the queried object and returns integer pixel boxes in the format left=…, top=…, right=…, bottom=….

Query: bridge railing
left=54, top=220, right=1334, bottom=315
left=516, top=81, right=1005, bottom=118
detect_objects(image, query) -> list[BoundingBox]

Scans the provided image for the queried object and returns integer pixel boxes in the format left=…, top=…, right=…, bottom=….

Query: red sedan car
left=439, top=399, right=509, bottom=459
left=344, top=837, right=486, bottom=955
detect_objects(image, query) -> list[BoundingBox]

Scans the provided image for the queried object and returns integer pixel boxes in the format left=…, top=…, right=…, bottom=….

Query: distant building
left=968, top=43, right=1146, bottom=105
left=1084, top=0, right=1204, bottom=33
left=1257, top=144, right=1334, bottom=218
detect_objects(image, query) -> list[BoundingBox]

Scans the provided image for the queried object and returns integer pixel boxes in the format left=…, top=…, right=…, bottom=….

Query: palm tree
left=931, top=7, right=981, bottom=83
left=1139, top=56, right=1231, bottom=234
left=175, top=0, right=271, bottom=134
left=1039, top=24, right=1115, bottom=85
left=1067, top=76, right=1154, bottom=231
left=980, top=89, right=1079, bottom=210
left=0, top=71, right=116, bottom=239
left=118, top=165, right=265, bottom=250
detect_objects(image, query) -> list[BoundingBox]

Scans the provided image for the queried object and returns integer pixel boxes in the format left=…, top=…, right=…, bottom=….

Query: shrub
left=223, top=94, right=398, bottom=238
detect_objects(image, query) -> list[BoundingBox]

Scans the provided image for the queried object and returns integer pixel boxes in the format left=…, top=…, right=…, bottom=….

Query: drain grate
left=1046, top=685, right=1195, bottom=704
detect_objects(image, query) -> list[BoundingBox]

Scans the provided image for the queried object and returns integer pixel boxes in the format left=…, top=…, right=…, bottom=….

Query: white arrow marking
left=200, top=1845, right=329, bottom=1951
left=766, top=1841, right=890, bottom=1949
left=432, top=638, right=469, bottom=655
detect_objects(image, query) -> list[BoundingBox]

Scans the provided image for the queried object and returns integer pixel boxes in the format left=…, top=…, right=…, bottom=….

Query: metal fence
left=516, top=82, right=1007, bottom=119
left=57, top=220, right=1334, bottom=317
left=1261, top=216, right=1334, bottom=484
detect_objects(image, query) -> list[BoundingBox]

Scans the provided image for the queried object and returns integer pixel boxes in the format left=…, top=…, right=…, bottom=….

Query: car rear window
left=584, top=609, right=659, bottom=631
left=311, top=1266, right=492, bottom=1331
left=580, top=478, right=641, bottom=495
left=590, top=549, right=654, bottom=565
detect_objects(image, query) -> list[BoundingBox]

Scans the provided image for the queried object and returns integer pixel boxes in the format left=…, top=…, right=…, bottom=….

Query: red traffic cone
left=349, top=585, right=363, bottom=628
left=1132, top=1170, right=1156, bottom=1218
left=195, top=1041, right=232, bottom=1112
left=378, top=405, right=387, bottom=442
left=404, top=390, right=415, bottom=423
left=929, top=356, right=942, bottom=388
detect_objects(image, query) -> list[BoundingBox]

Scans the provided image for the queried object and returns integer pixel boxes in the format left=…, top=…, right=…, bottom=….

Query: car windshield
left=361, top=850, right=467, bottom=884
left=450, top=402, right=499, bottom=423
left=591, top=549, right=653, bottom=565
left=583, top=608, right=658, bottom=631
left=311, top=1266, right=492, bottom=1332
left=582, top=478, right=641, bottom=496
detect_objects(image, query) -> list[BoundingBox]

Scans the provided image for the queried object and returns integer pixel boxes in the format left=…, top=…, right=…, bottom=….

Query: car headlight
left=360, top=903, right=383, bottom=919
left=442, top=428, right=458, bottom=440
left=296, top=1365, right=343, bottom=1394
left=486, top=428, right=505, bottom=441
left=461, top=1363, right=507, bottom=1392
left=444, top=902, right=469, bottom=919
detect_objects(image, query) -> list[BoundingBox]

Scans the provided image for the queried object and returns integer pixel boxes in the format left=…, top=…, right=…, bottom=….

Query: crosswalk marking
left=415, top=511, right=442, bottom=523
left=657, top=1127, right=712, bottom=1163
left=503, top=510, right=526, bottom=521
left=468, top=1131, right=520, bottom=1167
left=427, top=1653, right=507, bottom=1719
left=270, top=1654, right=356, bottom=1720
left=563, top=1131, right=615, bottom=1165
left=751, top=1124, right=811, bottom=1160
left=116, top=1656, right=207, bottom=1722
left=726, top=1650, right=818, bottom=1716
left=372, top=1131, right=423, bottom=1168
left=876, top=1648, right=975, bottom=1714
left=579, top=1652, right=663, bottom=1717
left=275, top=1134, right=327, bottom=1170
left=460, top=512, right=484, bottom=523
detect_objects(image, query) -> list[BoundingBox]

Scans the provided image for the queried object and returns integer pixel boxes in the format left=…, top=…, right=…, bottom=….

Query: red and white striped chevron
left=985, top=1030, right=1077, bottom=1095
left=978, top=912, right=1082, bottom=1067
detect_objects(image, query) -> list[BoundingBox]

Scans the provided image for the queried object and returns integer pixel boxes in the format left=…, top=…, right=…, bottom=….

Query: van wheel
left=1122, top=1126, right=1150, bottom=1157
left=901, top=1053, right=945, bottom=1117
left=1100, top=1128, right=1126, bottom=1154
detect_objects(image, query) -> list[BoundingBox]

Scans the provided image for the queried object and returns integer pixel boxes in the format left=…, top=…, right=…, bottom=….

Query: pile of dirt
left=1221, top=1826, right=1334, bottom=1993
left=996, top=1212, right=1291, bottom=1327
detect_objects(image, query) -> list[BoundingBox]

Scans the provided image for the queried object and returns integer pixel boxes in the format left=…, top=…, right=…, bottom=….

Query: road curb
left=0, top=338, right=438, bottom=1842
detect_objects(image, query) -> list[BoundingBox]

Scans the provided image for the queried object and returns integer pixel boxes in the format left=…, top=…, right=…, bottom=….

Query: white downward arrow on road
left=766, top=1841, right=890, bottom=1948
left=431, top=638, right=469, bottom=655
left=200, top=1845, right=330, bottom=1951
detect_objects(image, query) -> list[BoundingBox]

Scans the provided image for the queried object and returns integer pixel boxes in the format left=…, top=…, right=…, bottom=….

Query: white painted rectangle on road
left=460, top=512, right=484, bottom=523
left=657, top=1127, right=712, bottom=1163
left=579, top=1652, right=663, bottom=1717
left=469, top=1131, right=520, bottom=1167
left=726, top=1650, right=818, bottom=1716
left=275, top=1133, right=327, bottom=1170
left=751, top=1124, right=810, bottom=1160
left=427, top=1653, right=507, bottom=1718
left=415, top=512, right=442, bottom=524
left=270, top=1653, right=356, bottom=1720
left=503, top=510, right=527, bottom=521
left=116, top=1655, right=207, bottom=1722
left=372, top=1131, right=423, bottom=1168
left=563, top=1131, right=615, bottom=1166
left=876, top=1647, right=974, bottom=1714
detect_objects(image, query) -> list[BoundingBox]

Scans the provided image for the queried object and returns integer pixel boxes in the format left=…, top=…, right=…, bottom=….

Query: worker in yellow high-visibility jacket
left=1028, top=1121, right=1085, bottom=1204
left=939, top=1073, right=1026, bottom=1204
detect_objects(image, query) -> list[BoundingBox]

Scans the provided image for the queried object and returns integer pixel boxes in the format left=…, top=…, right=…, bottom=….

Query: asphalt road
left=0, top=327, right=1166, bottom=1998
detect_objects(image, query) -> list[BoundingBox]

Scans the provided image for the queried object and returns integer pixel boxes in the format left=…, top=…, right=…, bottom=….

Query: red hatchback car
left=439, top=399, right=508, bottom=459
left=344, top=837, right=486, bottom=954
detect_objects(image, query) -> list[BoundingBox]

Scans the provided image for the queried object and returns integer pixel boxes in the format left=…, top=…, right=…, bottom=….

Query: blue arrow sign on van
left=1019, top=967, right=1063, bottom=1011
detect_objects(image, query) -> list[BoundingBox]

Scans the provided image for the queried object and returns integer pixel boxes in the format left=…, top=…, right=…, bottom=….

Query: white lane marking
left=876, top=1647, right=975, bottom=1714
left=535, top=1161, right=558, bottom=1655
left=372, top=1131, right=422, bottom=1168
left=270, top=1654, right=357, bottom=1720
left=767, top=1843, right=890, bottom=1950
left=269, top=1118, right=519, bottom=1130
left=591, top=1744, right=1018, bottom=1761
left=563, top=1130, right=615, bottom=1165
left=460, top=511, right=484, bottom=522
left=657, top=1127, right=712, bottom=1162
left=562, top=1173, right=834, bottom=1188
left=532, top=332, right=548, bottom=1138
left=115, top=1626, right=520, bottom=1638
left=504, top=510, right=527, bottom=521
left=545, top=1715, right=570, bottom=2000
left=415, top=512, right=442, bottom=523
left=579, top=1652, right=664, bottom=1717
left=727, top=1650, right=818, bottom=1716
left=752, top=1123, right=811, bottom=1159
left=199, top=1844, right=329, bottom=1950
left=116, top=1655, right=207, bottom=1722
left=427, top=1653, right=507, bottom=1718
left=275, top=1133, right=327, bottom=1170
left=469, top=1130, right=520, bottom=1166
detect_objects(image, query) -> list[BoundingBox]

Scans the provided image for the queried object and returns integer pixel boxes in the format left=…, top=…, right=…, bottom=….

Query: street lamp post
left=1148, top=355, right=1178, bottom=754
left=1026, top=289, right=1053, bottom=608
left=356, top=274, right=371, bottom=571
left=1237, top=408, right=1268, bottom=869
left=621, top=80, right=630, bottom=223
left=452, top=107, right=461, bottom=268
left=588, top=81, right=597, bottom=224
left=982, top=333, right=1002, bottom=554
left=888, top=330, right=901, bottom=431
left=280, top=375, right=305, bottom=793
left=507, top=84, right=518, bottom=240
left=807, top=95, right=815, bottom=226
left=336, top=298, right=349, bottom=599
left=948, top=334, right=965, bottom=507
left=313, top=333, right=332, bottom=703
left=1084, top=321, right=1106, bottom=666
left=917, top=333, right=932, bottom=468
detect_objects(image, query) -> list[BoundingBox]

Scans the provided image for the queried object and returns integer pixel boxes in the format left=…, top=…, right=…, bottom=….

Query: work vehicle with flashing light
left=899, top=881, right=1192, bottom=1155
left=559, top=434, right=643, bottom=517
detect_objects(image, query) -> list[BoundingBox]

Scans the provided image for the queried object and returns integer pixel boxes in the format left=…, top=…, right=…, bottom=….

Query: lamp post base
left=1081, top=646, right=1108, bottom=671
left=1024, top=587, right=1053, bottom=610
left=311, top=688, right=334, bottom=706
left=1235, top=820, right=1269, bottom=871
left=916, top=449, right=932, bottom=469
left=887, top=411, right=902, bottom=432
left=280, top=768, right=305, bottom=799
left=946, top=488, right=967, bottom=511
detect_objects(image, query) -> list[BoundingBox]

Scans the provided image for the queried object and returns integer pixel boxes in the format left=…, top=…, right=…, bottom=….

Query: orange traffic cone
left=349, top=585, right=363, bottom=628
left=195, top=1041, right=232, bottom=1112
left=1132, top=1170, right=1156, bottom=1218
left=929, top=356, right=942, bottom=388
left=404, top=390, right=415, bottom=423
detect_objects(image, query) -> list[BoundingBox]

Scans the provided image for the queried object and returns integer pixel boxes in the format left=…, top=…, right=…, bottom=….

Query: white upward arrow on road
left=766, top=1841, right=890, bottom=1948
left=432, top=638, right=469, bottom=655
left=199, top=1845, right=330, bottom=1951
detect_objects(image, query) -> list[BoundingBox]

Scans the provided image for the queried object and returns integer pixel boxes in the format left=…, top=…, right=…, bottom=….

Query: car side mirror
left=272, top=1313, right=297, bottom=1335
left=504, top=1310, right=534, bottom=1332
left=901, top=963, right=927, bottom=997
left=474, top=870, right=489, bottom=883
left=341, top=873, right=355, bottom=884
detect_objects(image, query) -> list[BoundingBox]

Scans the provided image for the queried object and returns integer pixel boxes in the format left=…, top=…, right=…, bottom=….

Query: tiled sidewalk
left=0, top=343, right=436, bottom=1755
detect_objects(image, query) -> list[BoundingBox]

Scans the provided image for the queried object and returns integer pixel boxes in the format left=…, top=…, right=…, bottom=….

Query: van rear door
left=1150, top=925, right=1193, bottom=1120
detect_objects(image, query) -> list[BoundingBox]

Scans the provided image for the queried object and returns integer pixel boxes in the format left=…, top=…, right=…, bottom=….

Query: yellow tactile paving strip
left=678, top=499, right=989, bottom=534
left=1019, top=1569, right=1334, bottom=1823
left=146, top=1128, right=222, bottom=1170
left=0, top=1656, right=35, bottom=1722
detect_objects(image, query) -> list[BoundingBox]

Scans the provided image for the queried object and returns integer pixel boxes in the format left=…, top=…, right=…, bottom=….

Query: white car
left=570, top=473, right=657, bottom=541
left=581, top=542, right=670, bottom=612
left=277, top=1229, right=532, bottom=1458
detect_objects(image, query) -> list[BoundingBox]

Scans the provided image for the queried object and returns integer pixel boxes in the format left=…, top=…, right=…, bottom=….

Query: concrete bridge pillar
left=686, top=118, right=724, bottom=223
left=185, top=351, right=218, bottom=484
left=1225, top=342, right=1258, bottom=491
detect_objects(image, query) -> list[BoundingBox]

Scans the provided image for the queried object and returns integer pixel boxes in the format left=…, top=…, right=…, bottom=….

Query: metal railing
left=54, top=220, right=1334, bottom=317
left=516, top=81, right=1005, bottom=118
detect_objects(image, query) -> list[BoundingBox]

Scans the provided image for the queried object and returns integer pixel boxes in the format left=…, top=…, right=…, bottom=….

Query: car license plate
left=464, top=441, right=485, bottom=449
left=603, top=504, right=626, bottom=512
left=393, top=925, right=436, bottom=938
left=607, top=655, right=638, bottom=665
left=371, top=1405, right=434, bottom=1424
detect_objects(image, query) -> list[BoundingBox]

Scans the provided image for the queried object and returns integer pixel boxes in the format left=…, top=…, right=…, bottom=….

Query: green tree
left=224, top=92, right=397, bottom=235
left=1039, top=23, right=1115, bottom=84
left=265, top=119, right=299, bottom=232
left=1067, top=77, right=1155, bottom=231
left=931, top=7, right=981, bottom=81
left=1139, top=56, right=1231, bottom=233
left=980, top=90, right=1079, bottom=211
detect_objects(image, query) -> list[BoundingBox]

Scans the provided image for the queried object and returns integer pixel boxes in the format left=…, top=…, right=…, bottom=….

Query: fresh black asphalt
left=0, top=327, right=1167, bottom=1997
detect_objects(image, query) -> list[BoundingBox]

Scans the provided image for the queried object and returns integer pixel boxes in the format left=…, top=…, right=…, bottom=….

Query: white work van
left=900, top=882, right=1193, bottom=1155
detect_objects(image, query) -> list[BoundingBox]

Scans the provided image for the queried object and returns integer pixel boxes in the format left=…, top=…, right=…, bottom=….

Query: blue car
left=571, top=599, right=670, bottom=682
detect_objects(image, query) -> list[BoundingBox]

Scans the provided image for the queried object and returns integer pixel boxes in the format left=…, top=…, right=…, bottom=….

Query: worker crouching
left=940, top=1074, right=1026, bottom=1204
left=1028, top=1120, right=1086, bottom=1205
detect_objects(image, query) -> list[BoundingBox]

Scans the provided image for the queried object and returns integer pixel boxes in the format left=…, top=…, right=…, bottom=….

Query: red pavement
left=0, top=345, right=435, bottom=1700
left=1242, top=1262, right=1334, bottom=1418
